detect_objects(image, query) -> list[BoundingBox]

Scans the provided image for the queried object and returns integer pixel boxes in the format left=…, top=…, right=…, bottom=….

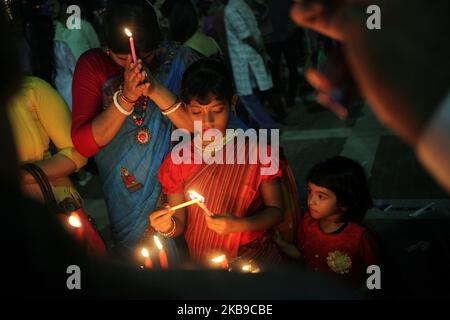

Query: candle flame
left=242, top=264, right=252, bottom=272
left=68, top=213, right=82, bottom=228
left=141, top=248, right=150, bottom=258
left=188, top=190, right=205, bottom=203
left=211, top=254, right=226, bottom=263
left=124, top=28, right=133, bottom=37
left=153, top=235, right=163, bottom=251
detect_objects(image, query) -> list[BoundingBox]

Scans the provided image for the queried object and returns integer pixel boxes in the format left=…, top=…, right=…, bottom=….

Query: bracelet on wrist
left=119, top=83, right=139, bottom=103
left=113, top=91, right=134, bottom=116
left=119, top=93, right=137, bottom=109
left=159, top=217, right=176, bottom=238
left=120, top=92, right=139, bottom=104
left=161, top=101, right=183, bottom=116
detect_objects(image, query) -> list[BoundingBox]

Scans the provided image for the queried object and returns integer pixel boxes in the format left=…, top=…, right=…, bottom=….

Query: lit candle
left=211, top=254, right=229, bottom=269
left=187, top=190, right=213, bottom=216
left=68, top=212, right=84, bottom=243
left=153, top=236, right=168, bottom=269
left=241, top=263, right=260, bottom=274
left=68, top=212, right=82, bottom=228
left=252, top=267, right=261, bottom=274
left=242, top=264, right=252, bottom=273
left=170, top=197, right=202, bottom=212
left=124, top=28, right=137, bottom=65
left=141, top=248, right=153, bottom=269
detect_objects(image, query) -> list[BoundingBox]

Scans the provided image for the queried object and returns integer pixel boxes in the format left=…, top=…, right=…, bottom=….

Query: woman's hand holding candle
left=149, top=204, right=175, bottom=234
left=121, top=56, right=150, bottom=108
left=149, top=195, right=203, bottom=234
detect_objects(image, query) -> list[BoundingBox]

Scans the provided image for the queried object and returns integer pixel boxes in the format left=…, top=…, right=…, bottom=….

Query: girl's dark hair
left=23, top=1, right=55, bottom=85
left=307, top=156, right=373, bottom=222
left=104, top=0, right=161, bottom=54
left=181, top=58, right=234, bottom=105
left=26, top=15, right=55, bottom=85
left=161, top=0, right=198, bottom=43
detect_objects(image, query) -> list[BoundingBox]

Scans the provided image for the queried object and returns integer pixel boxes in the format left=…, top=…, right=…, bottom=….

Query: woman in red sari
left=150, top=59, right=289, bottom=268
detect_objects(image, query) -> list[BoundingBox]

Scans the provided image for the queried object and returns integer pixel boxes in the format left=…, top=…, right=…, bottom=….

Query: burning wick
left=141, top=248, right=153, bottom=269
left=242, top=264, right=260, bottom=274
left=124, top=28, right=137, bottom=65
left=242, top=264, right=252, bottom=272
left=68, top=213, right=82, bottom=228
left=211, top=254, right=229, bottom=269
left=188, top=190, right=213, bottom=216
left=153, top=236, right=168, bottom=269
left=68, top=212, right=84, bottom=244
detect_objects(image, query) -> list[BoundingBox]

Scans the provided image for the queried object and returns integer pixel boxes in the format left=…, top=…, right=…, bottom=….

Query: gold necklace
left=194, top=130, right=236, bottom=154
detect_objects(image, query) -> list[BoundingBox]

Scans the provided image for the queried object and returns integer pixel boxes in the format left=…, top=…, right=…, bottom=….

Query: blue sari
left=95, top=42, right=199, bottom=253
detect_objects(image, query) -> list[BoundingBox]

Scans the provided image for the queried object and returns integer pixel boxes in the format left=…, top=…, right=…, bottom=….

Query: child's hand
left=149, top=204, right=174, bottom=233
left=205, top=214, right=242, bottom=235
left=273, top=229, right=304, bottom=261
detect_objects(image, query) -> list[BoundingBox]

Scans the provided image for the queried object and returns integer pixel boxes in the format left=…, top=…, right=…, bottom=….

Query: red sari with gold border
left=158, top=139, right=292, bottom=266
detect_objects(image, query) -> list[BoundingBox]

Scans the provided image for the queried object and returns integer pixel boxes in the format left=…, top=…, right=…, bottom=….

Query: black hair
left=104, top=0, right=161, bottom=54
left=23, top=1, right=55, bottom=86
left=1, top=1, right=22, bottom=101
left=161, top=0, right=198, bottom=43
left=307, top=156, right=373, bottom=222
left=0, top=1, right=22, bottom=190
left=196, top=0, right=213, bottom=17
left=181, top=58, right=234, bottom=105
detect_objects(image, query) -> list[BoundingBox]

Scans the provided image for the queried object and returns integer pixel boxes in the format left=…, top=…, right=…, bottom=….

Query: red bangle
left=120, top=92, right=139, bottom=104
left=119, top=83, right=139, bottom=103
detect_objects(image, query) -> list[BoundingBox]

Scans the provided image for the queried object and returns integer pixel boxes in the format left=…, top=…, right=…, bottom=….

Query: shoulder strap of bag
left=22, top=163, right=59, bottom=214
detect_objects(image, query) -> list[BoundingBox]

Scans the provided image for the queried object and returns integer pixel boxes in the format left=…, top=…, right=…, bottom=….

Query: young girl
left=275, top=156, right=380, bottom=287
left=149, top=59, right=299, bottom=267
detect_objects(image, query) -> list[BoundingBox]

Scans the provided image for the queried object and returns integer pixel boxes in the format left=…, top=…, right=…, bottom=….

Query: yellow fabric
left=8, top=76, right=87, bottom=204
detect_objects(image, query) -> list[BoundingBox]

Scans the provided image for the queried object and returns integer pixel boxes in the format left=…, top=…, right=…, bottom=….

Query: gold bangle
left=160, top=99, right=178, bottom=112
left=160, top=217, right=176, bottom=238
left=161, top=99, right=181, bottom=114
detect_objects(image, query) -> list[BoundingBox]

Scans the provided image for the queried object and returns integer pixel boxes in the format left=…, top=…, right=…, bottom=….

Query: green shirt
left=54, top=19, right=100, bottom=60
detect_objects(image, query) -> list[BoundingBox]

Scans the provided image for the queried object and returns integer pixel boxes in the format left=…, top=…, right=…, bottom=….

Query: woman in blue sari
left=71, top=0, right=200, bottom=257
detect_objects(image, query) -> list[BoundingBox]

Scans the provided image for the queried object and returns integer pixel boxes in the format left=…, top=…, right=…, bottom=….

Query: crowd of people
left=2, top=0, right=450, bottom=299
